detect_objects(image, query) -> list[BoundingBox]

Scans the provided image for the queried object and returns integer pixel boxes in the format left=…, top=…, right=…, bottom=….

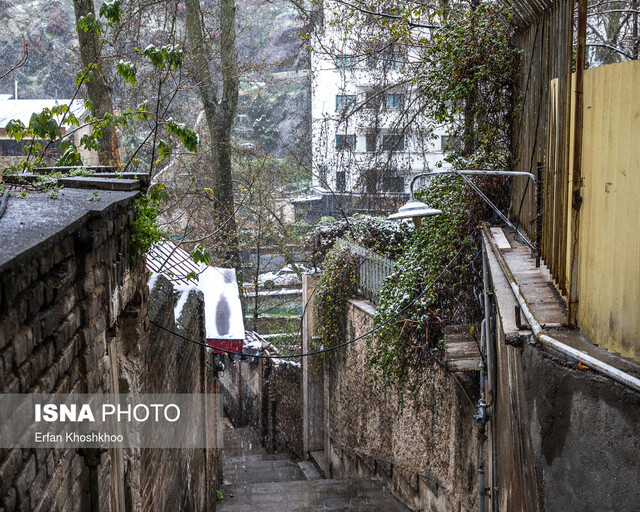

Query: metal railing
left=344, top=241, right=395, bottom=305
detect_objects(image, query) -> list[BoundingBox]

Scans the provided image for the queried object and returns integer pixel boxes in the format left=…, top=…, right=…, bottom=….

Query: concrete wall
left=492, top=321, right=640, bottom=512
left=325, top=299, right=478, bottom=511
left=487, top=240, right=640, bottom=512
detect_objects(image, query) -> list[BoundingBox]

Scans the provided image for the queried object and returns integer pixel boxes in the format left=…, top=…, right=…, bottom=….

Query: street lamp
left=391, top=170, right=539, bottom=257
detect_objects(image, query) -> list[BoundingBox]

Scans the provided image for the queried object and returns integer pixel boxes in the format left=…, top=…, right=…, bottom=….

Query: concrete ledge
left=58, top=176, right=140, bottom=191
left=0, top=188, right=139, bottom=271
left=348, top=298, right=376, bottom=317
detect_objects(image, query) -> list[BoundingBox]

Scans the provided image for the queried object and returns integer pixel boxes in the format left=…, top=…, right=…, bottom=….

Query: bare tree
left=185, top=0, right=241, bottom=271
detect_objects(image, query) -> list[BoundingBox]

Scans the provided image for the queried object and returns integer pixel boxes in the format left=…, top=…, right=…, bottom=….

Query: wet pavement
left=218, top=420, right=409, bottom=511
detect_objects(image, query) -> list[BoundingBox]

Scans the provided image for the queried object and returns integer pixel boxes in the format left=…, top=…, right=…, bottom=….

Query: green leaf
left=99, top=0, right=122, bottom=25
left=148, top=183, right=170, bottom=204
left=190, top=243, right=212, bottom=266
left=166, top=118, right=198, bottom=153
left=116, top=60, right=137, bottom=86
left=77, top=13, right=102, bottom=34
left=5, top=119, right=26, bottom=141
left=157, top=139, right=171, bottom=160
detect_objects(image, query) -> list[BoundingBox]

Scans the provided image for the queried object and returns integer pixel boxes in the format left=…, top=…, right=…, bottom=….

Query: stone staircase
left=218, top=422, right=409, bottom=512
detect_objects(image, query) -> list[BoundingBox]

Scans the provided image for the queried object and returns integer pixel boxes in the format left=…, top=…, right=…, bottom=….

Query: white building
left=0, top=96, right=98, bottom=167
left=310, top=6, right=450, bottom=197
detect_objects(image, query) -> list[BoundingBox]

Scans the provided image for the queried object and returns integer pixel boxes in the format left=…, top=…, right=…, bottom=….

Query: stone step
left=309, top=450, right=327, bottom=478
left=224, top=453, right=293, bottom=465
left=223, top=458, right=307, bottom=486
left=218, top=478, right=409, bottom=512
left=297, top=461, right=322, bottom=480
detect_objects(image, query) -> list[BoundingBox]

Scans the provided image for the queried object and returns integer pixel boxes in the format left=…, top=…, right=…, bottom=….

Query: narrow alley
left=218, top=420, right=409, bottom=511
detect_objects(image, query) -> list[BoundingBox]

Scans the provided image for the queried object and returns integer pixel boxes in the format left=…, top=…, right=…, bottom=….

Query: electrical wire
left=150, top=241, right=469, bottom=360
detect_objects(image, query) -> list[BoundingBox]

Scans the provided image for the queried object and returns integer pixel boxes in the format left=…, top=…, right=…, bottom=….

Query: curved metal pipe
left=409, top=170, right=537, bottom=252
left=482, top=224, right=640, bottom=393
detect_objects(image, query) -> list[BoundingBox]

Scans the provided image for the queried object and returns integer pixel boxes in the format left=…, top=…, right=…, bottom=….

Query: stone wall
left=325, top=299, right=478, bottom=511
left=0, top=191, right=147, bottom=512
left=264, top=361, right=303, bottom=459
left=143, top=275, right=221, bottom=512
left=221, top=353, right=303, bottom=460
left=0, top=189, right=221, bottom=512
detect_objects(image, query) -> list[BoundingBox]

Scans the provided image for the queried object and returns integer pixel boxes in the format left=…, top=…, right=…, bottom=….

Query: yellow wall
left=576, top=60, right=640, bottom=361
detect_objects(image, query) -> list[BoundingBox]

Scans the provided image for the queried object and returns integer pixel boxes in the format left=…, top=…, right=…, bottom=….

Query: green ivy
left=367, top=176, right=481, bottom=404
left=130, top=184, right=169, bottom=262
left=313, top=242, right=358, bottom=351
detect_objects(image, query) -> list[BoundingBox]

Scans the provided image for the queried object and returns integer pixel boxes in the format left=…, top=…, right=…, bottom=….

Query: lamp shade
left=388, top=199, right=442, bottom=220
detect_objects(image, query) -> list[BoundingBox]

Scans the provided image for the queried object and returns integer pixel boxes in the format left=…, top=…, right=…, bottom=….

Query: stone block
left=0, top=313, right=19, bottom=352
left=37, top=362, right=58, bottom=394
left=53, top=313, right=78, bottom=353
left=28, top=320, right=42, bottom=348
left=12, top=328, right=34, bottom=368
left=2, top=375, right=19, bottom=394
left=0, top=449, right=22, bottom=495
left=27, top=282, right=45, bottom=318
left=57, top=342, right=76, bottom=378
left=16, top=362, right=32, bottom=393
left=27, top=466, right=47, bottom=508
left=14, top=456, right=35, bottom=503
left=1, top=487, right=17, bottom=512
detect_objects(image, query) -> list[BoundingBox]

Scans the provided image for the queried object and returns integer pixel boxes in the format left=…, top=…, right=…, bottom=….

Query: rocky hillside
left=0, top=0, right=310, bottom=152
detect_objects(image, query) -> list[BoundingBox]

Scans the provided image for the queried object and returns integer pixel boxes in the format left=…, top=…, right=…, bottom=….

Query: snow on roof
left=147, top=241, right=245, bottom=341
left=0, top=98, right=87, bottom=129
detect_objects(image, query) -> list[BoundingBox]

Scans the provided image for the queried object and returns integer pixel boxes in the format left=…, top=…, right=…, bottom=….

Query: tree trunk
left=185, top=0, right=240, bottom=271
left=72, top=0, right=119, bottom=167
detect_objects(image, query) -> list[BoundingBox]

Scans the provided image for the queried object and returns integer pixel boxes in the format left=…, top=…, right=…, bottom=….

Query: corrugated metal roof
left=147, top=241, right=245, bottom=341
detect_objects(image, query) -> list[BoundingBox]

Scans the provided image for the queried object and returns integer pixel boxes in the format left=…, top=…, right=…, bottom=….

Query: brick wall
left=143, top=275, right=221, bottom=512
left=0, top=193, right=147, bottom=512
left=0, top=190, right=221, bottom=512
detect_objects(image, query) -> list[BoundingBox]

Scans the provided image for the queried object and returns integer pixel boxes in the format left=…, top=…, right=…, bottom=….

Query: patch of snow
left=174, top=284, right=200, bottom=323
left=147, top=272, right=161, bottom=291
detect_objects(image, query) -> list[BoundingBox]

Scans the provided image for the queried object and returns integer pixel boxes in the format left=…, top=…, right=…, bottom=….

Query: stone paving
left=218, top=421, right=409, bottom=512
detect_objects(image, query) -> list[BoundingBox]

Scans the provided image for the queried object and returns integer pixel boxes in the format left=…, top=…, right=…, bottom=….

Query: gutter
left=482, top=224, right=640, bottom=394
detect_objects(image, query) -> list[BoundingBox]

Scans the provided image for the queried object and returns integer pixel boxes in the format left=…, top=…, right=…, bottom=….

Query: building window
left=383, top=46, right=404, bottom=68
left=381, top=176, right=405, bottom=193
left=385, top=93, right=405, bottom=110
left=318, top=164, right=327, bottom=183
left=336, top=171, right=346, bottom=192
left=335, top=94, right=356, bottom=111
left=364, top=91, right=380, bottom=109
left=336, top=134, right=356, bottom=151
left=335, top=54, right=356, bottom=70
left=365, top=133, right=376, bottom=152
left=381, top=133, right=405, bottom=151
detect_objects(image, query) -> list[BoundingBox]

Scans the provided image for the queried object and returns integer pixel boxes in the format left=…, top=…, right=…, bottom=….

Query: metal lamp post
left=391, top=170, right=539, bottom=260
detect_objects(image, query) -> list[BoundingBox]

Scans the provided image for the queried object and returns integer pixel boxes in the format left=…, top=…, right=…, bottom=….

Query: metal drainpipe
left=482, top=224, right=640, bottom=394
left=76, top=442, right=108, bottom=511
left=482, top=242, right=497, bottom=511
left=475, top=355, right=487, bottom=512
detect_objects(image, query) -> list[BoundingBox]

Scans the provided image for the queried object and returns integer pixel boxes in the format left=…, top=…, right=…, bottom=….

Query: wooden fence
left=508, top=0, right=639, bottom=360
left=507, top=0, right=574, bottom=296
